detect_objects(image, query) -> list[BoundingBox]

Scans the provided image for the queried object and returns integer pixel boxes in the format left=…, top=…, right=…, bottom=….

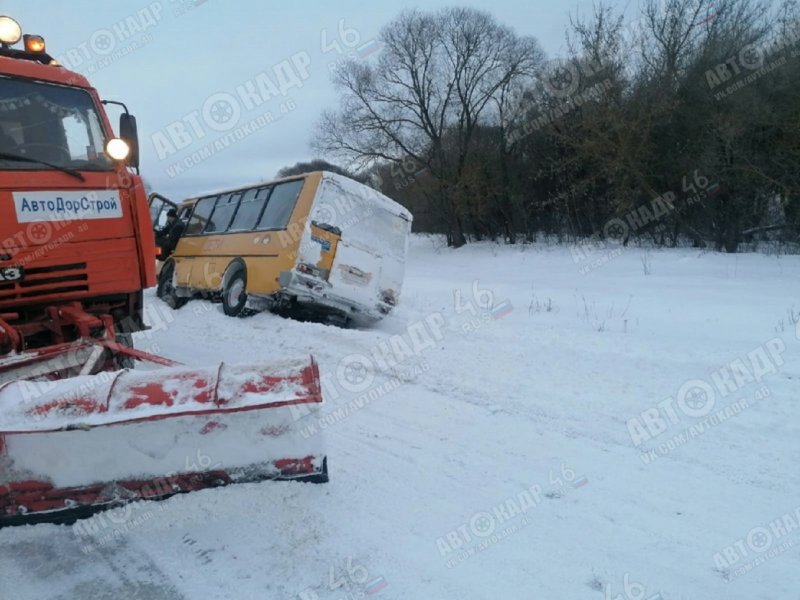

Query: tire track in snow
left=0, top=526, right=185, bottom=600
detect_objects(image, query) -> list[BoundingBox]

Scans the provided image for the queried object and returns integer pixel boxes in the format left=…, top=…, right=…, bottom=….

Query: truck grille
left=0, top=262, right=89, bottom=301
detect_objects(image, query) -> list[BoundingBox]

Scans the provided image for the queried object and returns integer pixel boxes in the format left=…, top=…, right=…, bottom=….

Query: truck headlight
left=0, top=16, right=22, bottom=45
left=105, top=138, right=130, bottom=161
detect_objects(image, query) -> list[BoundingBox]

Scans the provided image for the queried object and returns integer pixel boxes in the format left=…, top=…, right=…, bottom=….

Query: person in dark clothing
left=158, top=209, right=185, bottom=260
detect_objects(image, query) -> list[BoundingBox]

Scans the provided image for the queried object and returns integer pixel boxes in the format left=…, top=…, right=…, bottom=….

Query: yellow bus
left=156, top=171, right=413, bottom=325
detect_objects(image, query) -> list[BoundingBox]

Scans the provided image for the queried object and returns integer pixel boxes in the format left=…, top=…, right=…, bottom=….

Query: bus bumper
left=277, top=271, right=392, bottom=323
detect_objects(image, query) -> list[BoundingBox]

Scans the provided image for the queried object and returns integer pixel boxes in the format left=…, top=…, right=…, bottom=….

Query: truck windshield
left=0, top=75, right=112, bottom=172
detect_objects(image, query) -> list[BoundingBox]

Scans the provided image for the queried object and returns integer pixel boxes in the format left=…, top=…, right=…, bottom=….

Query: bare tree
left=314, top=3, right=798, bottom=252
left=276, top=159, right=358, bottom=180
left=316, top=7, right=543, bottom=246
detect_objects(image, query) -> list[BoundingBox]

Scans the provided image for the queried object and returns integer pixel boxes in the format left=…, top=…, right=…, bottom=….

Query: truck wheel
left=115, top=333, right=135, bottom=370
left=157, top=261, right=187, bottom=310
left=222, top=266, right=249, bottom=317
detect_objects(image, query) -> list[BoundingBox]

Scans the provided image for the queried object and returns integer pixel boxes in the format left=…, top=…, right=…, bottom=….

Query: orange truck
left=0, top=18, right=154, bottom=357
left=0, top=16, right=327, bottom=528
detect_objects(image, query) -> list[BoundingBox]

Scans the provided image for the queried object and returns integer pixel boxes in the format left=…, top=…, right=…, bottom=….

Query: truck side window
left=155, top=207, right=170, bottom=229
left=149, top=197, right=165, bottom=224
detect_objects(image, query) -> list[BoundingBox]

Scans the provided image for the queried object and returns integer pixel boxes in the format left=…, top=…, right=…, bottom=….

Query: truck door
left=148, top=193, right=178, bottom=256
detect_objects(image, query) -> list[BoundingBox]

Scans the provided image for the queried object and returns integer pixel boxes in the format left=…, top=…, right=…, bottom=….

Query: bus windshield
left=0, top=76, right=113, bottom=172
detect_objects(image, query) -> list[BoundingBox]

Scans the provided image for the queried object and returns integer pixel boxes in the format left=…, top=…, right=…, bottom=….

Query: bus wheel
left=222, top=265, right=249, bottom=317
left=157, top=261, right=188, bottom=310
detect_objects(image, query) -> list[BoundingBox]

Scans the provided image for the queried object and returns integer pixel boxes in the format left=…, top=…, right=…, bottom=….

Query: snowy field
left=2, top=235, right=799, bottom=600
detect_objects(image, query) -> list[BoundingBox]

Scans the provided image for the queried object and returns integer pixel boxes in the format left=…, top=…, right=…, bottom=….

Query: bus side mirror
left=119, top=113, right=140, bottom=169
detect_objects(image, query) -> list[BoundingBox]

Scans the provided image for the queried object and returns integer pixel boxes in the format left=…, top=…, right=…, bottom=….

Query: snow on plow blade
left=0, top=357, right=326, bottom=527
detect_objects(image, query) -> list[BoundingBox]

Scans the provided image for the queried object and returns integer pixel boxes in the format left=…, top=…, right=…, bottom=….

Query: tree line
left=307, top=0, right=800, bottom=251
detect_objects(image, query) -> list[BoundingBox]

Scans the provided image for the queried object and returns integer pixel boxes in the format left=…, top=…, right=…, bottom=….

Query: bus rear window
left=257, top=180, right=303, bottom=231
left=185, top=196, right=217, bottom=235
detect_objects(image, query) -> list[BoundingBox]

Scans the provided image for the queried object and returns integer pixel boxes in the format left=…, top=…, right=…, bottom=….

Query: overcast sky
left=4, top=0, right=634, bottom=199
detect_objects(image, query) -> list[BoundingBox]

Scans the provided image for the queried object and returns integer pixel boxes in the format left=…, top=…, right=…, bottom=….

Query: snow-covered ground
left=2, top=236, right=799, bottom=600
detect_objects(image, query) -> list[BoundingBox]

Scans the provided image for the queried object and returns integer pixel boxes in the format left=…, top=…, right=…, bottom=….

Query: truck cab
left=0, top=17, right=155, bottom=354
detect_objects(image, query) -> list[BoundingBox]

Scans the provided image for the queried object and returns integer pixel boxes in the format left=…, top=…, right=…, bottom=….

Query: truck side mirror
left=119, top=113, right=140, bottom=169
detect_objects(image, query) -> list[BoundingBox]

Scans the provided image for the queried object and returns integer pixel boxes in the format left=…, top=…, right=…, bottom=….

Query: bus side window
left=205, top=193, right=240, bottom=233
left=229, top=187, right=268, bottom=231
left=257, top=180, right=304, bottom=231
left=178, top=205, right=194, bottom=223
left=185, top=196, right=217, bottom=235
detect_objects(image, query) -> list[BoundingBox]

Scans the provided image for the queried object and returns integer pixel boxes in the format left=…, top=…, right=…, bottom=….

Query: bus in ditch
left=156, top=171, right=413, bottom=325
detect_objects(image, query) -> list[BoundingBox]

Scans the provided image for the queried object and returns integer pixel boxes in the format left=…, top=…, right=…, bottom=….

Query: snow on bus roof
left=176, top=171, right=412, bottom=222
left=321, top=172, right=413, bottom=221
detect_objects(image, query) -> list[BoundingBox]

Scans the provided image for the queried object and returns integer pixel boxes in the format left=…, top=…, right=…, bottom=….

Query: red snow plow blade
left=0, top=354, right=326, bottom=527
